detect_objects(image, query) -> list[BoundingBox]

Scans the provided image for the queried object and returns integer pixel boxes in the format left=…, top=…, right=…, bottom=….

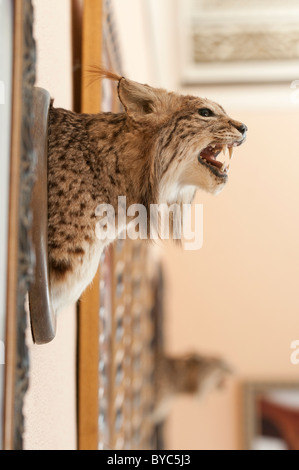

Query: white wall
left=112, top=0, right=178, bottom=89
left=32, top=0, right=73, bottom=108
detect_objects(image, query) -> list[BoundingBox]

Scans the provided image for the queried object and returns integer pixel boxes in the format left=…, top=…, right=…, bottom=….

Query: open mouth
left=198, top=142, right=242, bottom=178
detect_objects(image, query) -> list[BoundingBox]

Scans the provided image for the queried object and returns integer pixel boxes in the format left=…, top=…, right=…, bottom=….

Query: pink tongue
left=203, top=155, right=223, bottom=169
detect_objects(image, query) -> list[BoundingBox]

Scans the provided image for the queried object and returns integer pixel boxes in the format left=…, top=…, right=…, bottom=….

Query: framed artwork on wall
left=177, top=0, right=299, bottom=84
left=243, top=381, right=299, bottom=450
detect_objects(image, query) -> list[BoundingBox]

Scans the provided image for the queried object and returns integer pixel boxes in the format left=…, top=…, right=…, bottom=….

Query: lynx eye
left=198, top=108, right=214, bottom=118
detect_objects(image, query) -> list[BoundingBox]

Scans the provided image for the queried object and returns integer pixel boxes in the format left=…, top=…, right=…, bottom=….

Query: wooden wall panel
left=77, top=0, right=102, bottom=451
left=81, top=0, right=102, bottom=114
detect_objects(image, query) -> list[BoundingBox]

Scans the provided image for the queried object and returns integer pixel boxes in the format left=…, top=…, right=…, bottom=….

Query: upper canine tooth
left=229, top=147, right=234, bottom=159
left=222, top=144, right=228, bottom=156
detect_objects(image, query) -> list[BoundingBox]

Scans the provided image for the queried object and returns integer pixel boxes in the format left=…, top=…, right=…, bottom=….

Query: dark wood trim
left=71, top=0, right=83, bottom=113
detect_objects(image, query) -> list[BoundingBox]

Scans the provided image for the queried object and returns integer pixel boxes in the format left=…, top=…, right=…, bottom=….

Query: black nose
left=236, top=123, right=247, bottom=136
left=229, top=121, right=248, bottom=136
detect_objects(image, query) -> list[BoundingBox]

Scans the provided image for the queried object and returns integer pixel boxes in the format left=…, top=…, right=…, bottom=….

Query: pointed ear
left=118, top=78, right=160, bottom=118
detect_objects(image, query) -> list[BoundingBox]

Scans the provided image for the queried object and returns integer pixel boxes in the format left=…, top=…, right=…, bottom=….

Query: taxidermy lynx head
left=48, top=68, right=247, bottom=312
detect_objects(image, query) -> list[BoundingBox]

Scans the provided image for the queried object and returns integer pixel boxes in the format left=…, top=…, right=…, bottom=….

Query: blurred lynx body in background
left=153, top=353, right=231, bottom=423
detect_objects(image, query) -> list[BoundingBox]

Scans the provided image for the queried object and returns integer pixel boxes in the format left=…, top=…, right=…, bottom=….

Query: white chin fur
left=208, top=180, right=227, bottom=196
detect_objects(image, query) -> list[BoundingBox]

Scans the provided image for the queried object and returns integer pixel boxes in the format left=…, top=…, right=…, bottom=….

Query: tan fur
left=48, top=69, right=247, bottom=312
left=152, top=353, right=231, bottom=424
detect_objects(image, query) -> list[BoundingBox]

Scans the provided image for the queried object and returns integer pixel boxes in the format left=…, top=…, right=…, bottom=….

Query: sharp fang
left=229, top=147, right=234, bottom=159
left=222, top=144, right=228, bottom=156
left=221, top=163, right=226, bottom=172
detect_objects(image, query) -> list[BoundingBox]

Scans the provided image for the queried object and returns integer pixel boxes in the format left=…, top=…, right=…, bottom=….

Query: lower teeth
left=200, top=156, right=229, bottom=174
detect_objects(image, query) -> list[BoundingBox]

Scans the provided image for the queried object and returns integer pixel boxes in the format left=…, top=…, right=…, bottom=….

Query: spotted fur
left=48, top=69, right=246, bottom=312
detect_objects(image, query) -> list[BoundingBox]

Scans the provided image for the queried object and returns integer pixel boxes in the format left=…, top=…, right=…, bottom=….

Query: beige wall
left=112, top=0, right=299, bottom=450
left=162, top=107, right=299, bottom=449
left=24, top=0, right=77, bottom=450
left=24, top=305, right=77, bottom=450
